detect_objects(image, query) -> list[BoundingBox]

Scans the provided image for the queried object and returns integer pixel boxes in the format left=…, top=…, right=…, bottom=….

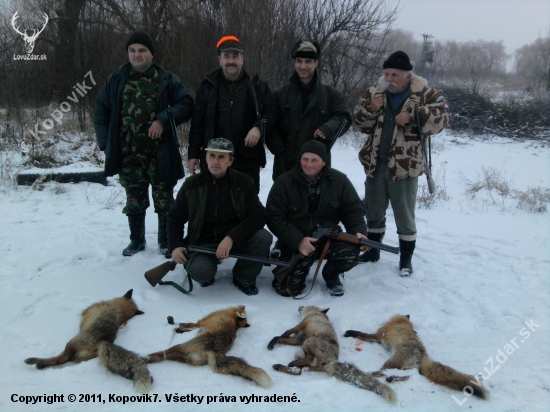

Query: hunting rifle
left=144, top=245, right=290, bottom=288
left=272, top=226, right=399, bottom=284
left=328, top=118, right=348, bottom=150
left=414, top=104, right=435, bottom=194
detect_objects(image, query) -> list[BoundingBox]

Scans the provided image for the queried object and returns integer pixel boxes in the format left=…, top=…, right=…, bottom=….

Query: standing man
left=266, top=140, right=367, bottom=297
left=168, top=138, right=272, bottom=296
left=94, top=31, right=193, bottom=257
left=188, top=36, right=277, bottom=192
left=266, top=40, right=352, bottom=181
left=354, top=51, right=450, bottom=276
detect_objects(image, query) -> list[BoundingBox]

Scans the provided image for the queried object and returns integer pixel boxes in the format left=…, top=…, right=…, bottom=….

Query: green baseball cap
left=206, top=138, right=234, bottom=154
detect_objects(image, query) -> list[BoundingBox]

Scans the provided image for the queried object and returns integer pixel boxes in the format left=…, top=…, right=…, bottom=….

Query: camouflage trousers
left=119, top=155, right=176, bottom=215
left=280, top=237, right=360, bottom=295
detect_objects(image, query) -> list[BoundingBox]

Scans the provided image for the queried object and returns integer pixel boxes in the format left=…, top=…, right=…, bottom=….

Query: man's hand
left=298, top=237, right=317, bottom=256
left=148, top=120, right=164, bottom=139
left=313, top=128, right=326, bottom=140
left=369, top=93, right=384, bottom=112
left=356, top=232, right=368, bottom=253
left=216, top=236, right=233, bottom=259
left=188, top=158, right=201, bottom=175
left=395, top=112, right=413, bottom=126
left=244, top=126, right=261, bottom=147
left=172, top=247, right=188, bottom=264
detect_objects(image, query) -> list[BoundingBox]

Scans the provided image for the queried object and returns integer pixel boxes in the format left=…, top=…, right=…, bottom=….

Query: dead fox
left=267, top=306, right=396, bottom=404
left=344, top=314, right=490, bottom=399
left=146, top=305, right=272, bottom=388
left=24, top=289, right=152, bottom=394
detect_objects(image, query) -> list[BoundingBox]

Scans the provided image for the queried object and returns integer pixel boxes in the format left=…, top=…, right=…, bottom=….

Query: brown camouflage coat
left=354, top=73, right=450, bottom=181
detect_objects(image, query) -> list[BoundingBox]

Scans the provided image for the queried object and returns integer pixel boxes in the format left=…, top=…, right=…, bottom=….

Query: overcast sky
left=387, top=0, right=550, bottom=55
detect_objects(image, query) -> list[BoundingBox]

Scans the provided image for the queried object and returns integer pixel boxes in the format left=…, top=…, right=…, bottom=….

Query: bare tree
left=515, top=36, right=550, bottom=93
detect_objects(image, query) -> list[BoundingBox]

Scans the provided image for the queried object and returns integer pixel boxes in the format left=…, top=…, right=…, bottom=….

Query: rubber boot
left=157, top=214, right=171, bottom=259
left=399, top=239, right=415, bottom=277
left=359, top=232, right=385, bottom=263
left=122, top=211, right=146, bottom=256
left=323, top=273, right=344, bottom=297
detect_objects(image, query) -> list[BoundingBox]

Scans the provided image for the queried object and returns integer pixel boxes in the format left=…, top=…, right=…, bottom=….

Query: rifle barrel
left=186, top=245, right=290, bottom=267
left=359, top=238, right=400, bottom=254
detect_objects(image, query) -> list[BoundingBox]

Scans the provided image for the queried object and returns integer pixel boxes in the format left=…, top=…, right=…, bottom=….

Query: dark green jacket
left=94, top=62, right=194, bottom=181
left=167, top=168, right=267, bottom=252
left=266, top=71, right=352, bottom=180
left=188, top=68, right=277, bottom=170
left=266, top=165, right=366, bottom=251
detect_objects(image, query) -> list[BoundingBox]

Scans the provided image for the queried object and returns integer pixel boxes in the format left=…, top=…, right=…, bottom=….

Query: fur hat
left=291, top=41, right=320, bottom=60
left=300, top=140, right=327, bottom=163
left=126, top=31, right=155, bottom=56
left=383, top=51, right=413, bottom=71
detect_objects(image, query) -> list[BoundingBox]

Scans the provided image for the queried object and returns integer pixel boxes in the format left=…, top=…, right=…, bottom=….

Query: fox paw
left=343, top=330, right=359, bottom=337
left=24, top=357, right=36, bottom=365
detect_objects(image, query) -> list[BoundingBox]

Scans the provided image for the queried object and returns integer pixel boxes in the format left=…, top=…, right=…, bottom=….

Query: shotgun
left=272, top=226, right=398, bottom=284
left=414, top=105, right=436, bottom=194
left=144, top=245, right=290, bottom=287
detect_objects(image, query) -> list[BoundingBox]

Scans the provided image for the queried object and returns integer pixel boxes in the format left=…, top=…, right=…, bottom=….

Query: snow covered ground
left=1, top=131, right=549, bottom=412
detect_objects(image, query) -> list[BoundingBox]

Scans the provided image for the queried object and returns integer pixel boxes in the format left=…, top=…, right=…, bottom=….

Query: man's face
left=300, top=152, right=325, bottom=180
left=384, top=69, right=410, bottom=94
left=218, top=51, right=244, bottom=81
left=128, top=43, right=153, bottom=73
left=206, top=150, right=234, bottom=178
left=295, top=57, right=318, bottom=85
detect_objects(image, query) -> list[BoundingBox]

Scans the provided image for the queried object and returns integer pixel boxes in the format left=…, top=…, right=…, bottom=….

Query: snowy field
left=1, top=131, right=549, bottom=412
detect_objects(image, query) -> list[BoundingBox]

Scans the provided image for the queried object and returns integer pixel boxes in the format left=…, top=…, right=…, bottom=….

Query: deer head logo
left=11, top=11, right=49, bottom=54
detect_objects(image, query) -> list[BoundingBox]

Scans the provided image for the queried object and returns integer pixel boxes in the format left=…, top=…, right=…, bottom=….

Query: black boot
left=399, top=239, right=416, bottom=277
left=157, top=214, right=171, bottom=259
left=122, top=212, right=146, bottom=256
left=323, top=273, right=344, bottom=297
left=359, top=232, right=385, bottom=263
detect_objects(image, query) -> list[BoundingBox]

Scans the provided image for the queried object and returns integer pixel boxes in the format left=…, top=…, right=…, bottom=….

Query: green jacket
left=266, top=165, right=366, bottom=251
left=266, top=71, right=352, bottom=180
left=94, top=62, right=193, bottom=181
left=167, top=168, right=267, bottom=252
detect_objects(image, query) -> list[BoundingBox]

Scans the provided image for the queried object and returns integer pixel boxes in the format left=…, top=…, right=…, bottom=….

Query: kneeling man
left=266, top=140, right=367, bottom=297
left=167, top=138, right=272, bottom=295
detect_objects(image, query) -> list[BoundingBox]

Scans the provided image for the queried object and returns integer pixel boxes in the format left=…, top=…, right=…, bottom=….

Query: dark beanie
left=300, top=140, right=327, bottom=163
left=126, top=31, right=155, bottom=56
left=291, top=40, right=320, bottom=60
left=383, top=51, right=413, bottom=71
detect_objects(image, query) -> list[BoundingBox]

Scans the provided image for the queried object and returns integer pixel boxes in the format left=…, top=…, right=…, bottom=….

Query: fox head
left=298, top=306, right=330, bottom=318
left=234, top=305, right=250, bottom=328
left=112, top=289, right=144, bottom=323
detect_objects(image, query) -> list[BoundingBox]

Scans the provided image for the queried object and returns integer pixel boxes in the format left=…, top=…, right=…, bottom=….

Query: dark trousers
left=185, top=229, right=272, bottom=285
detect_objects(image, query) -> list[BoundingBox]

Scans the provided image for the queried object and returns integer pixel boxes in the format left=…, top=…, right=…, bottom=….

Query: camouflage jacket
left=94, top=62, right=194, bottom=181
left=119, top=66, right=160, bottom=156
left=354, top=73, right=450, bottom=181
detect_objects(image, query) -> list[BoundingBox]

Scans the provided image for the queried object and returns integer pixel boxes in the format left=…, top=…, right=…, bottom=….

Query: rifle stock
left=144, top=260, right=177, bottom=287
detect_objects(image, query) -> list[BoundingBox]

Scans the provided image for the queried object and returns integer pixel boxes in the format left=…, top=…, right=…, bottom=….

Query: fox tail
left=207, top=352, right=272, bottom=389
left=98, top=342, right=153, bottom=394
left=325, top=361, right=397, bottom=404
left=420, top=357, right=489, bottom=399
